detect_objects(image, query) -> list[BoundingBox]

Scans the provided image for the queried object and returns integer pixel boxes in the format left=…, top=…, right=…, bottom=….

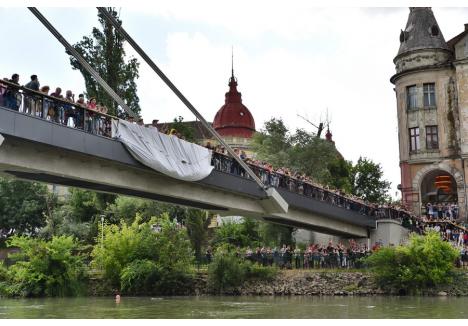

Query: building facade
left=391, top=7, right=468, bottom=220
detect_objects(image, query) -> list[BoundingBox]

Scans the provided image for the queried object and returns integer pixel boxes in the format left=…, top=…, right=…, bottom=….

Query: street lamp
left=100, top=215, right=105, bottom=272
left=100, top=215, right=105, bottom=249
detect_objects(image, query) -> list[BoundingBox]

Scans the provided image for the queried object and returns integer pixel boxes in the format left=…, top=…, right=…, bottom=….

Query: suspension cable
left=28, top=7, right=139, bottom=119
left=97, top=7, right=268, bottom=190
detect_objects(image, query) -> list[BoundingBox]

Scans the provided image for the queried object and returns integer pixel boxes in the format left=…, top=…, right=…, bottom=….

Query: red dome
left=213, top=73, right=255, bottom=138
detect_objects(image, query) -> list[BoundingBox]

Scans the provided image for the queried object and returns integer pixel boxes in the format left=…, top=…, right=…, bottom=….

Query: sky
left=1, top=3, right=468, bottom=199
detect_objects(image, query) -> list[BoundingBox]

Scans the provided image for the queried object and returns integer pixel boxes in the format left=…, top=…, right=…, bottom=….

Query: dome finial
left=231, top=46, right=234, bottom=78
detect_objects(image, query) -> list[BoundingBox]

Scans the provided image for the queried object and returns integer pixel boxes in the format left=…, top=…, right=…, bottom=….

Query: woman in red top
left=86, top=97, right=97, bottom=133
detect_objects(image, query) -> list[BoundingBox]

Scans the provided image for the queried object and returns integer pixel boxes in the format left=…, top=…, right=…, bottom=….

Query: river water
left=1, top=295, right=467, bottom=318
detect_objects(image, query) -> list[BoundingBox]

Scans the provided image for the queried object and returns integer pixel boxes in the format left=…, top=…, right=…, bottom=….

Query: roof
left=396, top=7, right=450, bottom=59
left=447, top=26, right=468, bottom=52
left=212, top=72, right=256, bottom=138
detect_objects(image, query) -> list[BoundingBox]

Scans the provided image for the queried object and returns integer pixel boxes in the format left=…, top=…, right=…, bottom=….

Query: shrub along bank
left=365, top=230, right=460, bottom=294
left=1, top=220, right=465, bottom=297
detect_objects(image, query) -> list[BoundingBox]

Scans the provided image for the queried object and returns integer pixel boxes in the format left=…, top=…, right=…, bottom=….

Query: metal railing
left=0, top=79, right=419, bottom=226
left=0, top=79, right=116, bottom=138
left=211, top=151, right=417, bottom=222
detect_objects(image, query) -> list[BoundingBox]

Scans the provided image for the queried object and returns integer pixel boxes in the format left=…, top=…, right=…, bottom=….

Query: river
left=0, top=295, right=467, bottom=318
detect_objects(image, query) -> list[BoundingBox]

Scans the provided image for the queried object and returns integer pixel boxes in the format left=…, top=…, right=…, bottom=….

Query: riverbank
left=197, top=269, right=468, bottom=296
left=88, top=269, right=468, bottom=297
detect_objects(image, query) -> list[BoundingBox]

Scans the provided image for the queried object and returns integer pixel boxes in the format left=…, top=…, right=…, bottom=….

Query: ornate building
left=211, top=68, right=256, bottom=153
left=391, top=7, right=468, bottom=219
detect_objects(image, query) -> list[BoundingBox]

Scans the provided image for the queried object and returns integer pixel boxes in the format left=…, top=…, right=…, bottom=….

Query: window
left=409, top=127, right=420, bottom=152
left=407, top=85, right=417, bottom=109
left=426, top=125, right=439, bottom=149
left=423, top=83, right=436, bottom=107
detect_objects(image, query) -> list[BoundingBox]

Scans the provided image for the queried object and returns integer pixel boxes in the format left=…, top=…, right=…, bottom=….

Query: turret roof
left=396, top=7, right=449, bottom=59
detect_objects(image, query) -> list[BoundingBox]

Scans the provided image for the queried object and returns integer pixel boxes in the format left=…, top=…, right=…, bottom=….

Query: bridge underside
left=0, top=109, right=372, bottom=237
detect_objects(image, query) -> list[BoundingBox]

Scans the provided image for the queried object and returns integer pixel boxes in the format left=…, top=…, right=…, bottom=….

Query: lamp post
left=100, top=215, right=105, bottom=272
left=100, top=215, right=105, bottom=249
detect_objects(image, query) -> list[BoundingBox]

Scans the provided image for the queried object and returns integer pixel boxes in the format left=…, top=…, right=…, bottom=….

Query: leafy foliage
left=185, top=209, right=211, bottom=262
left=66, top=188, right=102, bottom=223
left=120, top=259, right=159, bottom=295
left=211, top=218, right=261, bottom=248
left=366, top=231, right=459, bottom=292
left=0, top=178, right=49, bottom=241
left=251, top=118, right=345, bottom=186
left=105, top=196, right=186, bottom=224
left=0, top=235, right=88, bottom=297
left=169, top=116, right=196, bottom=142
left=69, top=7, right=140, bottom=118
left=258, top=222, right=294, bottom=247
left=91, top=214, right=194, bottom=294
left=350, top=157, right=391, bottom=203
left=207, top=246, right=277, bottom=292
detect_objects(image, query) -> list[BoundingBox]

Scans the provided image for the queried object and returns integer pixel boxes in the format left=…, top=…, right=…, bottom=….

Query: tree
left=258, top=222, right=294, bottom=247
left=326, top=158, right=353, bottom=193
left=251, top=118, right=345, bottom=186
left=1, top=235, right=88, bottom=297
left=211, top=217, right=261, bottom=248
left=184, top=209, right=211, bottom=262
left=251, top=118, right=290, bottom=169
left=169, top=116, right=196, bottom=142
left=106, top=195, right=187, bottom=224
left=92, top=214, right=194, bottom=294
left=0, top=178, right=49, bottom=241
left=350, top=157, right=391, bottom=203
left=69, top=7, right=140, bottom=118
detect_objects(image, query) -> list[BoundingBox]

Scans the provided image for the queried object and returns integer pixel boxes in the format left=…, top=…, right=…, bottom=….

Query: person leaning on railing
left=3, top=74, right=20, bottom=111
left=23, top=75, right=40, bottom=116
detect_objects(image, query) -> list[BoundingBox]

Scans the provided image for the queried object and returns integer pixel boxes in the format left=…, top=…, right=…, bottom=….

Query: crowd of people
left=204, top=240, right=373, bottom=270
left=425, top=202, right=459, bottom=221
left=0, top=73, right=194, bottom=141
left=208, top=148, right=416, bottom=224
left=0, top=73, right=114, bottom=137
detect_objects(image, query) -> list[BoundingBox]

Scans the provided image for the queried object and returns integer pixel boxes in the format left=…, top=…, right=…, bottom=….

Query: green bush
left=243, top=261, right=278, bottom=280
left=207, top=246, right=278, bottom=293
left=366, top=231, right=459, bottom=292
left=0, top=235, right=88, bottom=297
left=91, top=214, right=195, bottom=294
left=120, top=259, right=159, bottom=295
left=208, top=251, right=245, bottom=292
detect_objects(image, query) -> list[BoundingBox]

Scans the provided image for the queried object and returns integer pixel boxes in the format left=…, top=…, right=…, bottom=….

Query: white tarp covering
left=112, top=119, right=213, bottom=182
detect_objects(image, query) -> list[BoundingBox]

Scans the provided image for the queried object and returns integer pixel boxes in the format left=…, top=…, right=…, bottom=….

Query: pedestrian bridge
left=0, top=105, right=378, bottom=237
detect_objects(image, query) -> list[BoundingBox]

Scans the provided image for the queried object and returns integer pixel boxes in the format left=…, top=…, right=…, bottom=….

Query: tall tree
left=184, top=209, right=211, bottom=262
left=69, top=8, right=140, bottom=118
left=0, top=178, right=49, bottom=241
left=350, top=157, right=391, bottom=203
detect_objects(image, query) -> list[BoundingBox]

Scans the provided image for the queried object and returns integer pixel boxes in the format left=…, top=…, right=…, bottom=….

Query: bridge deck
left=0, top=106, right=376, bottom=236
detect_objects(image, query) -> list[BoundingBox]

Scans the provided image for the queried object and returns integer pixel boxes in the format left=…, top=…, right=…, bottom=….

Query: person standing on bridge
left=24, top=75, right=40, bottom=116
left=4, top=73, right=20, bottom=111
left=50, top=87, right=63, bottom=123
left=86, top=97, right=98, bottom=134
left=150, top=119, right=159, bottom=130
left=63, top=90, right=75, bottom=127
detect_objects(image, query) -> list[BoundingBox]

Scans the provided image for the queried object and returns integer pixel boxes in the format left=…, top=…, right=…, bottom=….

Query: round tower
left=391, top=7, right=466, bottom=219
